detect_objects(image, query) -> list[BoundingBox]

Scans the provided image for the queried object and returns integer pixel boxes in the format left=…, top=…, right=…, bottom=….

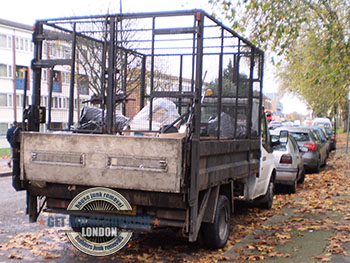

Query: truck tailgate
left=20, top=132, right=184, bottom=193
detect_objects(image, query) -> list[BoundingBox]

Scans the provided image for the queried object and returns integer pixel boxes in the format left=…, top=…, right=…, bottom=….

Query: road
left=1, top=137, right=350, bottom=263
left=0, top=175, right=234, bottom=262
left=0, top=175, right=276, bottom=263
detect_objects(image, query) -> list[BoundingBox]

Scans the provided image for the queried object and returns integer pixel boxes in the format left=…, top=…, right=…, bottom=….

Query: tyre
left=323, top=155, right=327, bottom=166
left=259, top=177, right=274, bottom=209
left=297, top=169, right=305, bottom=184
left=201, top=195, right=231, bottom=249
left=314, top=158, right=321, bottom=173
left=288, top=178, right=297, bottom=194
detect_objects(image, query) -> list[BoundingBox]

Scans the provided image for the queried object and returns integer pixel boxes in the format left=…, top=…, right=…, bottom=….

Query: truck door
left=253, top=112, right=275, bottom=198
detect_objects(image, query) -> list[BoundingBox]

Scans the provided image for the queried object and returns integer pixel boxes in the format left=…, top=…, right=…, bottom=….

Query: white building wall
left=0, top=19, right=90, bottom=148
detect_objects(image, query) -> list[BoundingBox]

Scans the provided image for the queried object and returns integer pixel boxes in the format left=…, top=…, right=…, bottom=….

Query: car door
left=289, top=136, right=303, bottom=177
left=311, top=130, right=327, bottom=164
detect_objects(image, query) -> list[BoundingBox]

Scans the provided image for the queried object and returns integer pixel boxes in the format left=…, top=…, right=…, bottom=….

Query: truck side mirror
left=279, top=130, right=289, bottom=144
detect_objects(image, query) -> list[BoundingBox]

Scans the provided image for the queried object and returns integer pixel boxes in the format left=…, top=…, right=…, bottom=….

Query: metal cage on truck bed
left=16, top=10, right=265, bottom=244
left=27, top=9, right=264, bottom=137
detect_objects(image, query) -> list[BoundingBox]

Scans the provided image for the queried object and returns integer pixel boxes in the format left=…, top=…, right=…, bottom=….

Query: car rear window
left=290, top=132, right=310, bottom=142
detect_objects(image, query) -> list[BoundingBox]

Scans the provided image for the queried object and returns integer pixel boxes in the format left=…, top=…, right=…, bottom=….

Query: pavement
left=0, top=154, right=11, bottom=177
left=223, top=144, right=350, bottom=263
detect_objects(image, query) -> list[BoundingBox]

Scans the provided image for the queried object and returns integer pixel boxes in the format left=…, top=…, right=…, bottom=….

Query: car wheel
left=288, top=178, right=297, bottom=194
left=259, top=177, right=274, bottom=209
left=201, top=195, right=231, bottom=249
left=297, top=169, right=305, bottom=184
left=314, top=158, right=321, bottom=173
left=323, top=155, right=327, bottom=166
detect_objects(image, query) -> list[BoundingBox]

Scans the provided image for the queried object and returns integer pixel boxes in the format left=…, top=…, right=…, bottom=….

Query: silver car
left=274, top=127, right=327, bottom=173
left=304, top=126, right=330, bottom=159
left=270, top=130, right=305, bottom=193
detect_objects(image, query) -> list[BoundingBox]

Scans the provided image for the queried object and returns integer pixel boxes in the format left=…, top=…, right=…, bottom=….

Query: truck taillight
left=280, top=154, right=292, bottom=164
left=331, top=134, right=335, bottom=141
left=304, top=142, right=317, bottom=151
left=47, top=198, right=70, bottom=209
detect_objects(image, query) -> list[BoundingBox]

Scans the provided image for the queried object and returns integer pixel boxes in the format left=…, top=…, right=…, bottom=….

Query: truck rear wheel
left=259, top=178, right=274, bottom=209
left=201, top=195, right=231, bottom=249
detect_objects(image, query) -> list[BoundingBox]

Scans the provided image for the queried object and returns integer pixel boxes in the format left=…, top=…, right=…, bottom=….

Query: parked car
left=304, top=126, right=330, bottom=159
left=303, top=119, right=313, bottom=126
left=312, top=119, right=336, bottom=151
left=274, top=127, right=327, bottom=173
left=269, top=121, right=281, bottom=130
left=312, top=117, right=332, bottom=129
left=270, top=130, right=305, bottom=193
left=323, top=126, right=336, bottom=151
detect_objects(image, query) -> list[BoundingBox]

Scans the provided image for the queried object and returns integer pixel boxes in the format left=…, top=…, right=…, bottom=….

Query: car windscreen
left=314, top=122, right=331, bottom=129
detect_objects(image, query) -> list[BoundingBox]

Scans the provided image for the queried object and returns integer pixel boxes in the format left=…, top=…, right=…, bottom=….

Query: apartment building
left=0, top=18, right=90, bottom=148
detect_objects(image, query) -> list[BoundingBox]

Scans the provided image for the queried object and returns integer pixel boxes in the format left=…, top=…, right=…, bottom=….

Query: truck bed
left=20, top=132, right=184, bottom=193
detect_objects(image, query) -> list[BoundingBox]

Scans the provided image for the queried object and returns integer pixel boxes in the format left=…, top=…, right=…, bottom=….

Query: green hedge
left=0, top=148, right=11, bottom=156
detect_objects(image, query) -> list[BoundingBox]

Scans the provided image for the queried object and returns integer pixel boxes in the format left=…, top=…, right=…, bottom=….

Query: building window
left=16, top=66, right=28, bottom=90
left=0, top=123, right=8, bottom=136
left=16, top=94, right=23, bottom=107
left=0, top=64, right=7, bottom=77
left=53, top=97, right=58, bottom=108
left=0, top=34, right=7, bottom=48
left=43, top=43, right=47, bottom=55
left=8, top=65, right=12, bottom=78
left=0, top=94, right=7, bottom=106
left=8, top=94, right=13, bottom=107
left=62, top=72, right=70, bottom=84
left=0, top=64, right=12, bottom=77
left=52, top=71, right=62, bottom=92
left=42, top=69, right=47, bottom=81
left=64, top=48, right=70, bottom=59
left=25, top=39, right=29, bottom=52
left=7, top=36, right=12, bottom=49
left=78, top=75, right=89, bottom=95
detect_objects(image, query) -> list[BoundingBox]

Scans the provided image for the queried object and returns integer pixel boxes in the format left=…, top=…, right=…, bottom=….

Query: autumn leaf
left=8, top=254, right=23, bottom=259
left=275, top=232, right=291, bottom=240
left=42, top=252, right=61, bottom=259
left=247, top=254, right=264, bottom=261
left=313, top=255, right=332, bottom=261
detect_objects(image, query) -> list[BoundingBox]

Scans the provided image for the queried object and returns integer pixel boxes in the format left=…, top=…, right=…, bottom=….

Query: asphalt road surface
left=0, top=176, right=203, bottom=263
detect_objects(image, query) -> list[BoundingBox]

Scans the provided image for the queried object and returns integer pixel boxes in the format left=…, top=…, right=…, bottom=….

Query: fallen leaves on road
left=0, top=134, right=350, bottom=262
left=232, top=133, right=350, bottom=262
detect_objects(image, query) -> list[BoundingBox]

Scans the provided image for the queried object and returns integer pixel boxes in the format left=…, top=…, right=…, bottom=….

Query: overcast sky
left=1, top=0, right=308, bottom=114
left=1, top=0, right=211, bottom=25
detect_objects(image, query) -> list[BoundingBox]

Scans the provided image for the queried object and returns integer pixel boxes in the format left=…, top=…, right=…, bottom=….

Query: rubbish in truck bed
left=76, top=106, right=130, bottom=132
left=129, top=98, right=180, bottom=131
